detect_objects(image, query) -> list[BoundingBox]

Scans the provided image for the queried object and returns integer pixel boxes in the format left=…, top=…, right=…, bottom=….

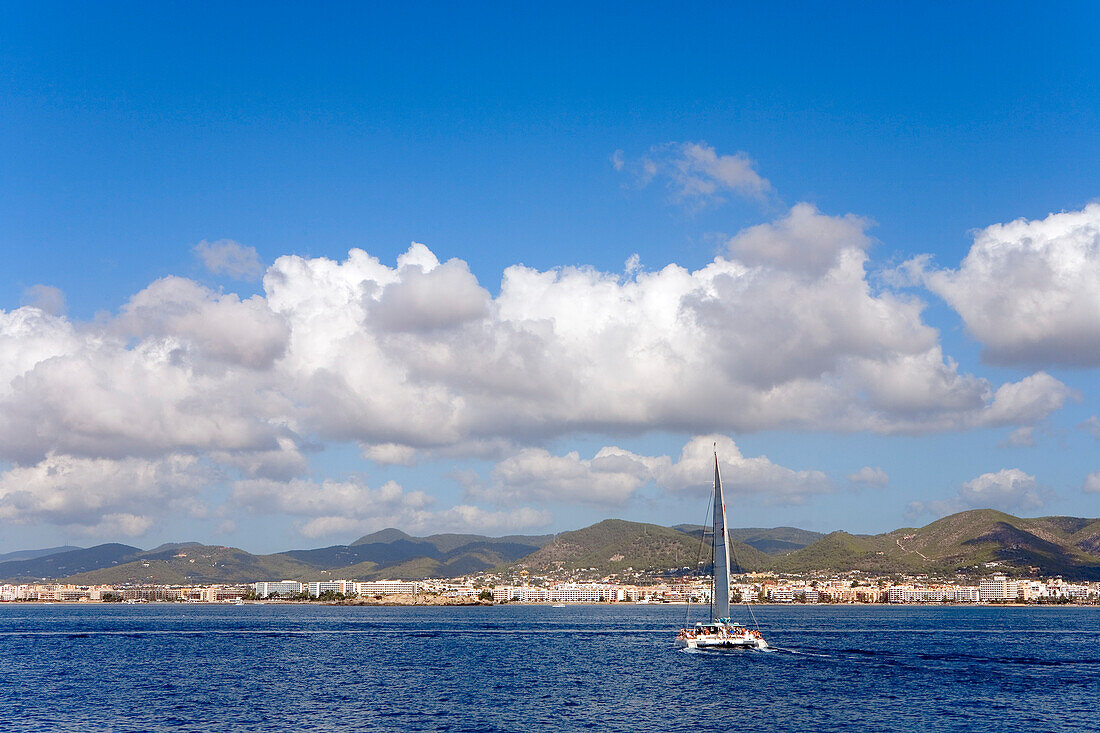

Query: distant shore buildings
left=3, top=572, right=1098, bottom=604
left=251, top=580, right=419, bottom=598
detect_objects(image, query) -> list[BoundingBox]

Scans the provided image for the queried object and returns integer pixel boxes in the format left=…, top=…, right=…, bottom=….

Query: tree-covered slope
left=516, top=519, right=768, bottom=573
left=0, top=544, right=143, bottom=582
left=61, top=545, right=317, bottom=585
left=770, top=510, right=1100, bottom=579
left=674, top=525, right=824, bottom=554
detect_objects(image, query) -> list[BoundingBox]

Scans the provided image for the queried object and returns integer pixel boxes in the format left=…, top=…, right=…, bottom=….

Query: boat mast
left=712, top=445, right=731, bottom=621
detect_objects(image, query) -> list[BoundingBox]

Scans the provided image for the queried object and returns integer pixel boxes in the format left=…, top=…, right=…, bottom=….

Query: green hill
left=62, top=545, right=316, bottom=585
left=349, top=529, right=553, bottom=556
left=769, top=531, right=909, bottom=575
left=15, top=510, right=1099, bottom=585
left=1066, top=518, right=1100, bottom=556
left=515, top=519, right=769, bottom=574
left=0, top=546, right=83, bottom=564
left=294, top=532, right=551, bottom=579
left=674, top=525, right=824, bottom=554
left=0, top=544, right=143, bottom=582
left=771, top=510, right=1100, bottom=579
left=307, top=543, right=541, bottom=581
left=879, top=510, right=1100, bottom=578
left=51, top=532, right=553, bottom=584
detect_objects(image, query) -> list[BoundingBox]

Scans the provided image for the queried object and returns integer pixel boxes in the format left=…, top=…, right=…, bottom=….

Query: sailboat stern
left=677, top=621, right=767, bottom=650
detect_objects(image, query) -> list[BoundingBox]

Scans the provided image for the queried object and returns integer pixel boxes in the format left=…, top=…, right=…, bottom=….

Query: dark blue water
left=1, top=604, right=1097, bottom=732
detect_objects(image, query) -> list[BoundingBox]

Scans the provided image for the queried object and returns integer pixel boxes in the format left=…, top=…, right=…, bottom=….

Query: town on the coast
left=4, top=570, right=1098, bottom=605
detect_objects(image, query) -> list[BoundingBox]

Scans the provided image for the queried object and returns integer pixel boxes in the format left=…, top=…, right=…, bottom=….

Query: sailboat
left=676, top=446, right=768, bottom=650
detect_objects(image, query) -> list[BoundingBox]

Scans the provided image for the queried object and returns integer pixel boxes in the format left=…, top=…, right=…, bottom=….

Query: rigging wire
left=684, top=491, right=714, bottom=631
left=728, top=537, right=764, bottom=632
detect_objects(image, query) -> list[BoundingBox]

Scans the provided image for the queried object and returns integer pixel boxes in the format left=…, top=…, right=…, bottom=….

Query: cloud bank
left=464, top=435, right=829, bottom=508
left=2, top=202, right=1088, bottom=535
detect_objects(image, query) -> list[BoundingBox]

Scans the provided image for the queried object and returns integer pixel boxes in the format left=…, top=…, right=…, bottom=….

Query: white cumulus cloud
left=958, top=469, right=1043, bottom=511
left=117, top=276, right=289, bottom=369
left=211, top=436, right=307, bottom=481
left=728, top=203, right=873, bottom=276
left=0, top=335, right=288, bottom=464
left=848, top=466, right=889, bottom=488
left=0, top=454, right=211, bottom=531
left=477, top=446, right=660, bottom=506
left=362, top=443, right=418, bottom=466
left=617, top=141, right=771, bottom=206
left=653, top=435, right=830, bottom=504
left=20, top=284, right=66, bottom=316
left=370, top=251, right=490, bottom=332
left=1079, top=416, right=1100, bottom=440
left=911, top=468, right=1044, bottom=517
left=1001, top=426, right=1036, bottom=448
left=80, top=513, right=155, bottom=538
left=230, top=475, right=549, bottom=539
left=472, top=435, right=830, bottom=507
left=0, top=234, right=1071, bottom=472
left=922, top=203, right=1100, bottom=366
left=194, top=239, right=264, bottom=280
left=0, top=203, right=1080, bottom=534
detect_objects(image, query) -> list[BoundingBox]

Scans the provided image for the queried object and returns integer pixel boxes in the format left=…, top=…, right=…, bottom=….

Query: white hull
left=678, top=634, right=767, bottom=650
left=677, top=620, right=767, bottom=650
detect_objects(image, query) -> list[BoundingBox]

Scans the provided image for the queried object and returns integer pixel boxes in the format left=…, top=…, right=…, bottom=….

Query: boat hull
left=678, top=635, right=768, bottom=650
left=677, top=620, right=767, bottom=650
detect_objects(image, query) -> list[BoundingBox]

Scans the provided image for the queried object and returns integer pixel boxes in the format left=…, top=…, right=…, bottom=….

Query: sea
left=1, top=603, right=1097, bottom=732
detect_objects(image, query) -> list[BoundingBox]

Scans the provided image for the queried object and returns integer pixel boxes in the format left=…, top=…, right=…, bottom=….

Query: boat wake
left=679, top=644, right=775, bottom=655
left=767, top=646, right=832, bottom=658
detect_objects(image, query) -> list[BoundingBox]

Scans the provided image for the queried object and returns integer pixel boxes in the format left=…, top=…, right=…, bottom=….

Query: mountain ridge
left=673, top=525, right=824, bottom=555
left=0, top=544, right=144, bottom=582
left=516, top=518, right=771, bottom=574
left=0, top=546, right=83, bottom=564
left=5, top=510, right=1100, bottom=584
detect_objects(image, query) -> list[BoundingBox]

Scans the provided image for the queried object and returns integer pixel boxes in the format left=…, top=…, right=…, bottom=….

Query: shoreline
left=2, top=599, right=1096, bottom=609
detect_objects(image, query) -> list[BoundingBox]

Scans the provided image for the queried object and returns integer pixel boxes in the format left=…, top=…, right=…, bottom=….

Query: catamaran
left=676, top=446, right=768, bottom=651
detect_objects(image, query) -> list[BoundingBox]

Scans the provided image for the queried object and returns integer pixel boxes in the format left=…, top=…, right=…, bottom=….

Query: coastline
left=4, top=594, right=1095, bottom=603
left=334, top=594, right=492, bottom=607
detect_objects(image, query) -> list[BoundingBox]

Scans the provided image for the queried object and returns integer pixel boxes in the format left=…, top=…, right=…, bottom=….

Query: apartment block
left=253, top=581, right=304, bottom=597
left=354, top=580, right=418, bottom=595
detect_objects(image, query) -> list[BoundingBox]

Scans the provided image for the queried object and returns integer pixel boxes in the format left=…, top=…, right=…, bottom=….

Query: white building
left=252, top=580, right=303, bottom=598
left=58, top=587, right=89, bottom=601
left=730, top=583, right=756, bottom=603
left=492, top=583, right=616, bottom=603
left=492, top=586, right=550, bottom=602
left=354, top=580, right=418, bottom=595
left=887, top=585, right=947, bottom=603
left=979, top=575, right=1018, bottom=602
left=951, top=586, right=980, bottom=602
left=1047, top=580, right=1091, bottom=600
left=1016, top=580, right=1046, bottom=601
left=0, top=584, right=26, bottom=601
left=550, top=584, right=610, bottom=602
left=768, top=587, right=795, bottom=603
left=307, top=580, right=356, bottom=597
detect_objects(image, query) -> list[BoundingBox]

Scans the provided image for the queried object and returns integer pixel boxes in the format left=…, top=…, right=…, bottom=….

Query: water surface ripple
left=1, top=604, right=1097, bottom=731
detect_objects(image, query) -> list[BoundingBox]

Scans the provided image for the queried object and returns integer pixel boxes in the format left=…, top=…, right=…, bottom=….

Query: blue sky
left=2, top=3, right=1099, bottom=552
